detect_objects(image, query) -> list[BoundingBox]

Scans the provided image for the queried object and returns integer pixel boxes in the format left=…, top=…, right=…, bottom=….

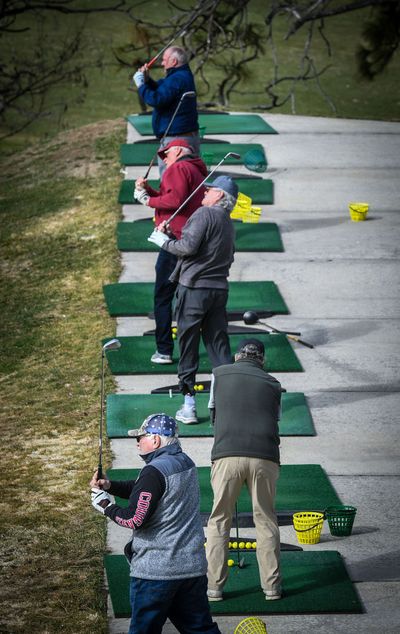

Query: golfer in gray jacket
left=148, top=176, right=237, bottom=423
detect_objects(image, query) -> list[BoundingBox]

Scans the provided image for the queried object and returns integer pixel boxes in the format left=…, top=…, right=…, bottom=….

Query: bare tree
left=116, top=0, right=399, bottom=112
left=0, top=0, right=139, bottom=140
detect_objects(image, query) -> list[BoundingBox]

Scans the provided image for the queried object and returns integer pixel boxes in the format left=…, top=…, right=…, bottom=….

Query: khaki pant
left=206, top=456, right=281, bottom=593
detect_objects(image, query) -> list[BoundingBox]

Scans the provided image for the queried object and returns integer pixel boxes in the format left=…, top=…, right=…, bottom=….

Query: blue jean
left=128, top=574, right=220, bottom=634
left=154, top=249, right=178, bottom=356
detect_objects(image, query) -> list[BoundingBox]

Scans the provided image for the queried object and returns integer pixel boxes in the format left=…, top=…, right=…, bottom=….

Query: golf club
left=145, top=1, right=214, bottom=68
left=235, top=502, right=245, bottom=568
left=243, top=310, right=314, bottom=349
left=98, top=338, right=121, bottom=479
left=165, top=151, right=241, bottom=228
left=144, top=91, right=196, bottom=179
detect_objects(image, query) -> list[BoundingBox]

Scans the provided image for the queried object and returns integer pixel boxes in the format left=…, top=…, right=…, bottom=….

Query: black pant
left=154, top=249, right=178, bottom=355
left=175, top=285, right=232, bottom=394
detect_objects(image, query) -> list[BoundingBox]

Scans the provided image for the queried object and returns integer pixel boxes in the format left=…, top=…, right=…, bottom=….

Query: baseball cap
left=236, top=338, right=265, bottom=356
left=206, top=175, right=238, bottom=199
left=158, top=139, right=194, bottom=158
left=128, top=413, right=177, bottom=438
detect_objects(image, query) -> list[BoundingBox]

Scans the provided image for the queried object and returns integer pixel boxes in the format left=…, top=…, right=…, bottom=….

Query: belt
left=158, top=131, right=198, bottom=139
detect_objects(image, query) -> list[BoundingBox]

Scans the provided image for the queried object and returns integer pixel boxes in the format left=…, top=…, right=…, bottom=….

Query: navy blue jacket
left=139, top=64, right=198, bottom=138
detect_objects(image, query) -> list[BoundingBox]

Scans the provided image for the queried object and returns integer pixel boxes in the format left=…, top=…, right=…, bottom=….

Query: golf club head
left=102, top=338, right=121, bottom=353
left=227, top=152, right=241, bottom=160
left=243, top=310, right=259, bottom=325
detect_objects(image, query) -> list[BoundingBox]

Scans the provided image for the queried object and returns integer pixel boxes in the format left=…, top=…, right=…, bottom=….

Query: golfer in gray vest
left=90, top=414, right=220, bottom=633
left=206, top=339, right=282, bottom=602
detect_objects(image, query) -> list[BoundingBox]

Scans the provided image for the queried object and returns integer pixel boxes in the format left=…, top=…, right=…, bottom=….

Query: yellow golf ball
left=252, top=541, right=257, bottom=549
left=231, top=541, right=238, bottom=549
left=197, top=384, right=204, bottom=391
left=246, top=542, right=252, bottom=549
left=228, top=542, right=232, bottom=549
left=172, top=333, right=176, bottom=339
left=172, top=327, right=177, bottom=333
left=227, top=559, right=235, bottom=567
left=194, top=385, right=198, bottom=391
left=239, top=541, right=245, bottom=549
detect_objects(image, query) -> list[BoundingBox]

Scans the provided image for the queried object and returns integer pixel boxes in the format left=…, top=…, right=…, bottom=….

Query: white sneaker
left=175, top=407, right=198, bottom=424
left=150, top=351, right=173, bottom=364
left=207, top=589, right=223, bottom=602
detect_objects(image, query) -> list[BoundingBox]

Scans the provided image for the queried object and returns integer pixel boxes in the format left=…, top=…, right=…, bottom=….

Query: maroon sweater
left=146, top=155, right=207, bottom=238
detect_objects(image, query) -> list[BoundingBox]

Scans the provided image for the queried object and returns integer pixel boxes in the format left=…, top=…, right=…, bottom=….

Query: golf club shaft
left=258, top=320, right=301, bottom=336
left=146, top=3, right=211, bottom=68
left=235, top=502, right=240, bottom=565
left=147, top=29, right=186, bottom=68
left=259, top=320, right=313, bottom=348
left=165, top=152, right=240, bottom=228
left=144, top=91, right=195, bottom=179
left=98, top=352, right=105, bottom=479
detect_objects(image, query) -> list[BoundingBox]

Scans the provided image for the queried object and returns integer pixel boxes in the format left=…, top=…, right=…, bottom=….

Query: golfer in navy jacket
left=133, top=46, right=200, bottom=176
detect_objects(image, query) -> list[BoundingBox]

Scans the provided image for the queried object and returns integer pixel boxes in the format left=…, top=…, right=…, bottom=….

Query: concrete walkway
left=109, top=114, right=400, bottom=633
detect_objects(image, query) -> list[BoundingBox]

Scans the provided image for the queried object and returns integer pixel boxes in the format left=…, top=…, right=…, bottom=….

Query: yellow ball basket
left=234, top=617, right=267, bottom=634
left=349, top=202, right=369, bottom=221
left=293, top=511, right=324, bottom=544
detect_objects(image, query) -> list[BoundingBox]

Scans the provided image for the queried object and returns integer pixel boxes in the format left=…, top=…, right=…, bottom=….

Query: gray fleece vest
left=129, top=444, right=207, bottom=580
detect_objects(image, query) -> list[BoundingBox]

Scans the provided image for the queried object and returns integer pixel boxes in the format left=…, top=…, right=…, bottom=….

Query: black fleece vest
left=211, top=359, right=281, bottom=464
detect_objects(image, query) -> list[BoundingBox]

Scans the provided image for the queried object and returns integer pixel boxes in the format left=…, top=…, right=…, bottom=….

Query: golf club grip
left=287, top=334, right=314, bottom=349
left=147, top=55, right=159, bottom=69
left=97, top=463, right=103, bottom=480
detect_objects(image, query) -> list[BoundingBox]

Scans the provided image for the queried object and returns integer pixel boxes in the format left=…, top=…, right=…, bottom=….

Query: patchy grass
left=0, top=120, right=125, bottom=633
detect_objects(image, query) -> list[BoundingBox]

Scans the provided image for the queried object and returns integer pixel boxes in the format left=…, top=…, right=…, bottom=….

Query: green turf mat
left=118, top=178, right=274, bottom=205
left=117, top=220, right=283, bottom=252
left=106, top=392, right=313, bottom=437
left=103, top=333, right=302, bottom=375
left=120, top=143, right=266, bottom=166
left=107, top=464, right=339, bottom=513
left=103, top=281, right=289, bottom=317
left=127, top=113, right=278, bottom=135
left=105, top=551, right=361, bottom=617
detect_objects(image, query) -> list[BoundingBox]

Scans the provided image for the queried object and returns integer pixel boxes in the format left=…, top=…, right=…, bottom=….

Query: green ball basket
left=325, top=505, right=357, bottom=536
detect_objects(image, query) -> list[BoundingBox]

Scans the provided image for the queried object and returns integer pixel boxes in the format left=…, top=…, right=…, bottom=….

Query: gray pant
left=206, top=456, right=281, bottom=593
left=175, top=285, right=231, bottom=395
left=158, top=133, right=201, bottom=179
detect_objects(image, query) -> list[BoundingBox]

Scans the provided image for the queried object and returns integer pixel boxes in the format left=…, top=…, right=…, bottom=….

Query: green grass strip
left=103, top=281, right=289, bottom=317
left=105, top=551, right=361, bottom=618
left=107, top=464, right=340, bottom=513
left=116, top=220, right=283, bottom=252
left=120, top=142, right=267, bottom=166
left=103, top=333, right=302, bottom=374
left=127, top=113, right=278, bottom=135
left=118, top=178, right=274, bottom=205
left=106, top=392, right=314, bottom=437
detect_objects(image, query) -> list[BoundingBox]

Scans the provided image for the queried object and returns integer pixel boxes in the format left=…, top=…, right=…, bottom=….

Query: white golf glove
left=133, top=71, right=145, bottom=87
left=134, top=188, right=150, bottom=205
left=91, top=488, right=112, bottom=514
left=148, top=229, right=169, bottom=248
